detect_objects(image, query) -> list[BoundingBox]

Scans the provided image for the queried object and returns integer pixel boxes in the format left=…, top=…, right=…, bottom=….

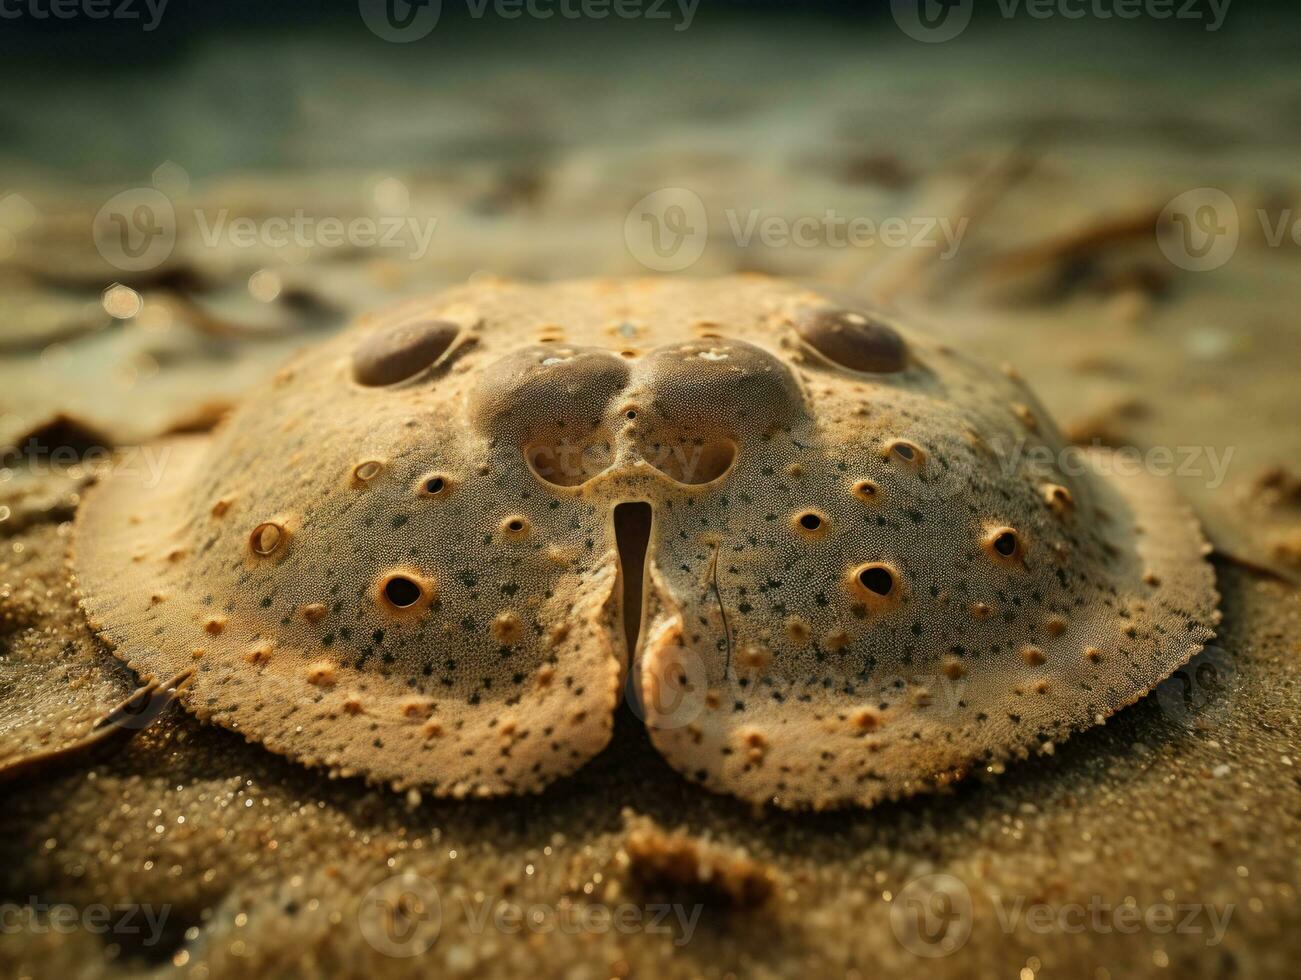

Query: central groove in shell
left=613, top=501, right=653, bottom=660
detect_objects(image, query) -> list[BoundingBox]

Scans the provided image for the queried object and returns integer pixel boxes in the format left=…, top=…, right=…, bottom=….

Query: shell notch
left=72, top=276, right=1218, bottom=810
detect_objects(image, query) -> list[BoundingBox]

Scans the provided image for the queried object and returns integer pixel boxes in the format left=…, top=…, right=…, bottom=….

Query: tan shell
left=72, top=276, right=1218, bottom=807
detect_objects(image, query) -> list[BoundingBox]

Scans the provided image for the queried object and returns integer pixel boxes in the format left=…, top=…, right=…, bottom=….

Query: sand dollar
left=74, top=276, right=1218, bottom=807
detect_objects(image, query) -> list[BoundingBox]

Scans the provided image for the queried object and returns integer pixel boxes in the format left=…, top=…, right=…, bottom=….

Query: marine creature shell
left=73, top=277, right=1218, bottom=807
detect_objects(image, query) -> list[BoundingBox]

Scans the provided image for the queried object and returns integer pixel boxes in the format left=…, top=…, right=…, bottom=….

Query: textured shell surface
left=72, top=276, right=1219, bottom=808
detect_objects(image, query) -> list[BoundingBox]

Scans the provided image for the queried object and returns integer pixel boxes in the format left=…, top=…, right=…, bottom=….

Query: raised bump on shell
left=352, top=318, right=459, bottom=386
left=796, top=308, right=907, bottom=373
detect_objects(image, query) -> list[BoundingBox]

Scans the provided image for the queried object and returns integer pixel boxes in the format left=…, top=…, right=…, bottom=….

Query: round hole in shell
left=419, top=474, right=450, bottom=497
left=849, top=561, right=903, bottom=605
left=353, top=460, right=383, bottom=483
left=882, top=439, right=925, bottom=469
left=502, top=515, right=531, bottom=539
left=852, top=479, right=880, bottom=502
left=857, top=564, right=895, bottom=597
left=984, top=526, right=1024, bottom=562
left=384, top=576, right=423, bottom=608
left=249, top=522, right=284, bottom=556
left=376, top=569, right=436, bottom=613
left=1043, top=483, right=1074, bottom=515
left=793, top=510, right=829, bottom=538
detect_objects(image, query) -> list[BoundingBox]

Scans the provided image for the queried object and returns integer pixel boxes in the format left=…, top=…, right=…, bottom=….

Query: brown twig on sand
left=161, top=287, right=337, bottom=340
left=983, top=207, right=1163, bottom=279
left=869, top=141, right=1041, bottom=304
